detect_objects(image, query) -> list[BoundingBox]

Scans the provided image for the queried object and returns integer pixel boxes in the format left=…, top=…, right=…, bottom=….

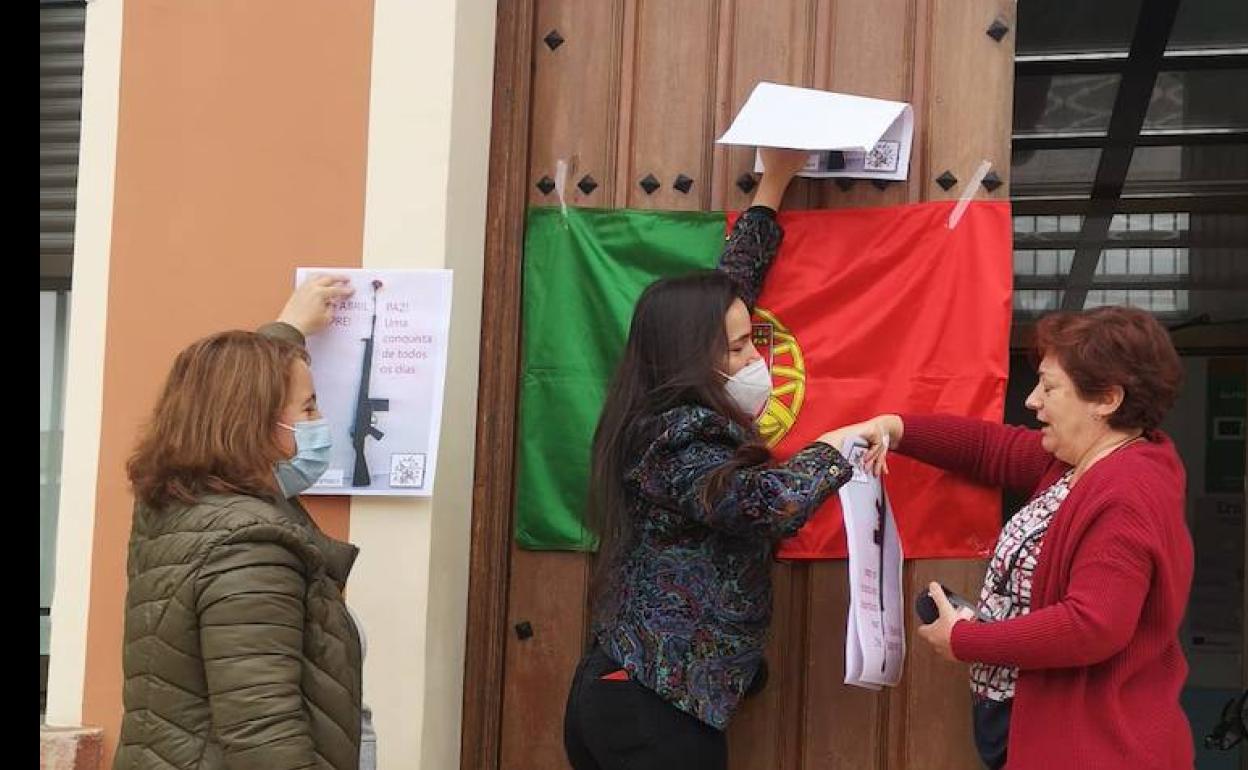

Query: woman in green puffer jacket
left=114, top=275, right=366, bottom=770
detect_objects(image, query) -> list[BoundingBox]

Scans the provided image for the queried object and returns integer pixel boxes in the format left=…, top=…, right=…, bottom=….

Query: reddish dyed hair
left=127, top=331, right=309, bottom=509
left=1033, top=306, right=1182, bottom=431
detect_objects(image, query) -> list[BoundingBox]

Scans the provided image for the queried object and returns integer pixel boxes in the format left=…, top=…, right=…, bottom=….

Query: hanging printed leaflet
left=840, top=438, right=905, bottom=689
left=295, top=268, right=452, bottom=496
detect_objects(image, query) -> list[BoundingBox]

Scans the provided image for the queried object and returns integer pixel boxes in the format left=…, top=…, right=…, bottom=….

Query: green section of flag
left=516, top=206, right=727, bottom=550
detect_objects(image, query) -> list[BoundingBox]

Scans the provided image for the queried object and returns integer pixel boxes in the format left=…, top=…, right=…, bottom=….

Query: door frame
left=459, top=0, right=537, bottom=768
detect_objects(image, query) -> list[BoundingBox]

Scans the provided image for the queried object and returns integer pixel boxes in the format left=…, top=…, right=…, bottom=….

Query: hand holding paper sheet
left=839, top=437, right=906, bottom=689
left=717, top=82, right=914, bottom=181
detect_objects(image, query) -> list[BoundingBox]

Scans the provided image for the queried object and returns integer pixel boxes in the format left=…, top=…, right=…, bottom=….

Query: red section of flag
left=729, top=200, right=1013, bottom=559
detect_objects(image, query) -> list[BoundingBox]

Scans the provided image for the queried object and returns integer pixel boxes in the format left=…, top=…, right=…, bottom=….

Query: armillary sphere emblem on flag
left=751, top=307, right=806, bottom=448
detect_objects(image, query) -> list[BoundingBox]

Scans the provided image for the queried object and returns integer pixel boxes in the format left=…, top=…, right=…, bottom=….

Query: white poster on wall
left=295, top=268, right=453, bottom=496
left=839, top=437, right=906, bottom=689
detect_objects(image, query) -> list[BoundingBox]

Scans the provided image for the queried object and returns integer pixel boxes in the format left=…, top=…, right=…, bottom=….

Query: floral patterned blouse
left=971, top=469, right=1074, bottom=702
left=591, top=208, right=855, bottom=729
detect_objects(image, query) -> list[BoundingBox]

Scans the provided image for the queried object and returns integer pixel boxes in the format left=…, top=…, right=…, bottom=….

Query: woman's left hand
left=917, top=582, right=976, bottom=662
left=816, top=415, right=901, bottom=476
left=758, top=147, right=811, bottom=180
left=750, top=147, right=812, bottom=210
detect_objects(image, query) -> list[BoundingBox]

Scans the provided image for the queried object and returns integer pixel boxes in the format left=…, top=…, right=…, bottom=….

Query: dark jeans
left=564, top=646, right=727, bottom=770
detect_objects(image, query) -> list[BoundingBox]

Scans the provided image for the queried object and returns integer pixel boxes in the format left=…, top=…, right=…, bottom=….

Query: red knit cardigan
left=899, top=414, right=1195, bottom=770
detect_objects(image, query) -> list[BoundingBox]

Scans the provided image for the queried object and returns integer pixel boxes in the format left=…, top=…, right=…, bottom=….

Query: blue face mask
left=274, top=418, right=333, bottom=498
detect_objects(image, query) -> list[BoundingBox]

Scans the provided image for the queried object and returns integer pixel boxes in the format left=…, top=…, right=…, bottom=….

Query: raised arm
left=718, top=148, right=809, bottom=308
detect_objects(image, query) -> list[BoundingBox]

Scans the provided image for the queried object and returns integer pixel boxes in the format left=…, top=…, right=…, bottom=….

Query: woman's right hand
left=277, top=273, right=355, bottom=337
left=816, top=414, right=903, bottom=476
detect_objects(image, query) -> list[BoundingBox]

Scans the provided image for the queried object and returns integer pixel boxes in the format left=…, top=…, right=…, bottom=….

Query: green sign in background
left=1205, top=357, right=1247, bottom=494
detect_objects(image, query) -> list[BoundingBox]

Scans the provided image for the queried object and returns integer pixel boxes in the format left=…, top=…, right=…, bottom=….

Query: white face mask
left=720, top=359, right=772, bottom=418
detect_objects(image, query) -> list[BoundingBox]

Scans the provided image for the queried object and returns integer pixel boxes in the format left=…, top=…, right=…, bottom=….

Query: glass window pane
left=1036, top=249, right=1059, bottom=276
left=1102, top=248, right=1128, bottom=275
left=1153, top=248, right=1176, bottom=274
left=1012, top=148, right=1102, bottom=197
left=1144, top=70, right=1248, bottom=131
left=1014, top=249, right=1036, bottom=275
left=1059, top=249, right=1075, bottom=274
left=1014, top=74, right=1120, bottom=136
left=1081, top=289, right=1205, bottom=315
left=1168, top=0, right=1248, bottom=51
left=41, top=289, right=70, bottom=658
left=1013, top=290, right=1064, bottom=314
left=1128, top=248, right=1151, bottom=274
left=1015, top=215, right=1086, bottom=246
left=1124, top=144, right=1248, bottom=194
left=1107, top=212, right=1188, bottom=242
left=1017, top=0, right=1143, bottom=55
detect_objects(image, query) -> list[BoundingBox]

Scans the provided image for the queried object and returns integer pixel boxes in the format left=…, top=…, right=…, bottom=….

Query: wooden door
left=463, top=1, right=1017, bottom=768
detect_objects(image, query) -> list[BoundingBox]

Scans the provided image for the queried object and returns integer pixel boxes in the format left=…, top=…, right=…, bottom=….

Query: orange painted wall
left=81, top=1, right=374, bottom=761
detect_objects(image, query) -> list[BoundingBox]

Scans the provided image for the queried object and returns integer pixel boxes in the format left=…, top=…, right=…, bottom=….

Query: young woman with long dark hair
left=562, top=148, right=857, bottom=769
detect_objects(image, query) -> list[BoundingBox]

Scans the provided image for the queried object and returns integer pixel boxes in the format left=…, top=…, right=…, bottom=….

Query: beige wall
left=351, top=0, right=494, bottom=765
left=47, top=0, right=496, bottom=766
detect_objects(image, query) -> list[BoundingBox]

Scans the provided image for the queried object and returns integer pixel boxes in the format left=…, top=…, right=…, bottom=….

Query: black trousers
left=563, top=646, right=728, bottom=770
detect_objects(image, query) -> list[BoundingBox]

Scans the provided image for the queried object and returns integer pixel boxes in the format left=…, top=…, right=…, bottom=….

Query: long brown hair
left=587, top=270, right=770, bottom=614
left=127, top=331, right=309, bottom=509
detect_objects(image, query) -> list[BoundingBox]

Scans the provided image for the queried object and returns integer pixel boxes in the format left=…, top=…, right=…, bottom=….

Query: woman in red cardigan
left=838, top=306, right=1194, bottom=770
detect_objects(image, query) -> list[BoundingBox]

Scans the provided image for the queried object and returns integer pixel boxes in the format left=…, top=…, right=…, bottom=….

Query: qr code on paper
left=389, top=453, right=427, bottom=488
left=864, top=140, right=900, bottom=173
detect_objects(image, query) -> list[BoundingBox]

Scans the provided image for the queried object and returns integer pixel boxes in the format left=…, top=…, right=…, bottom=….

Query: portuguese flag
left=516, top=200, right=1012, bottom=559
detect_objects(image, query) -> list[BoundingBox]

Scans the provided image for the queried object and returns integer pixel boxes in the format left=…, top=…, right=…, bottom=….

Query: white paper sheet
left=295, top=268, right=453, bottom=497
left=717, top=81, right=915, bottom=181
left=839, top=437, right=906, bottom=689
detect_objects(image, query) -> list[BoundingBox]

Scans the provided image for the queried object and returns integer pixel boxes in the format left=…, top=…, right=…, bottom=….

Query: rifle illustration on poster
left=350, top=280, right=390, bottom=486
left=295, top=268, right=453, bottom=497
